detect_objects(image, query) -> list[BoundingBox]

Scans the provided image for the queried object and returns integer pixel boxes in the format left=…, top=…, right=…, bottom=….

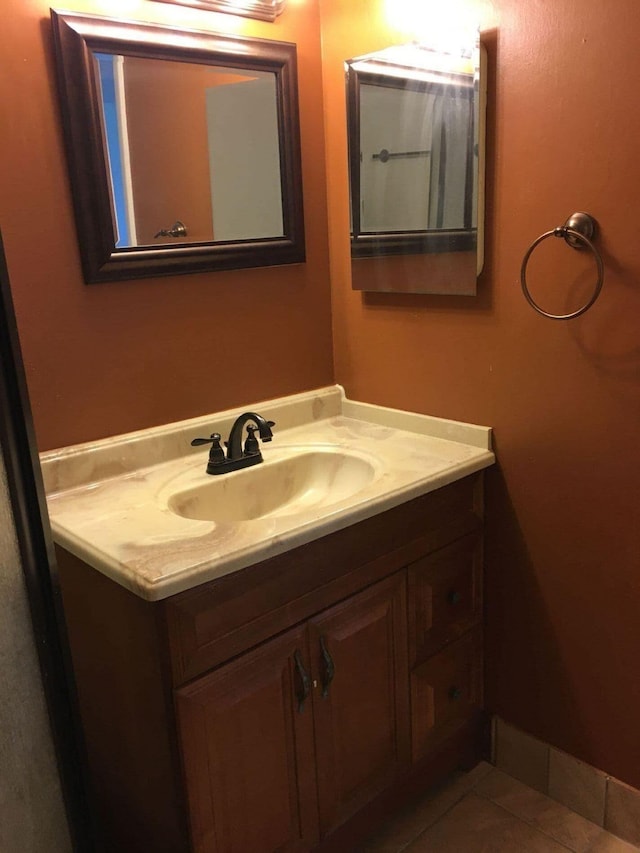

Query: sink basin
left=168, top=448, right=378, bottom=523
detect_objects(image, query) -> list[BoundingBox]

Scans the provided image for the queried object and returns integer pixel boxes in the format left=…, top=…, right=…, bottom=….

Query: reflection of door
left=359, top=85, right=435, bottom=233
left=206, top=74, right=284, bottom=241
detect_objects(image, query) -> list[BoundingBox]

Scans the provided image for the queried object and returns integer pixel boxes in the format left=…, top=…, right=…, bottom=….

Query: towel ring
left=520, top=212, right=604, bottom=320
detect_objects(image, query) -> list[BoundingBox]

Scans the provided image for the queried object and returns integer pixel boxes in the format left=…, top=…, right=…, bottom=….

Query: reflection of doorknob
left=154, top=220, right=188, bottom=238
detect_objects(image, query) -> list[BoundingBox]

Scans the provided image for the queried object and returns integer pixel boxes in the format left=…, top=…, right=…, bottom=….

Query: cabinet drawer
left=410, top=629, right=482, bottom=763
left=408, top=533, right=481, bottom=667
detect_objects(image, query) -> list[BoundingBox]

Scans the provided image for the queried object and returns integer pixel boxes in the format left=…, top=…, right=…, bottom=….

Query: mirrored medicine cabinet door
left=346, top=36, right=486, bottom=295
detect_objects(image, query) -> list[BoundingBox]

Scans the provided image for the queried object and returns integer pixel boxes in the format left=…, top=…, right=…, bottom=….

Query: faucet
left=226, top=412, right=274, bottom=461
left=191, top=412, right=275, bottom=475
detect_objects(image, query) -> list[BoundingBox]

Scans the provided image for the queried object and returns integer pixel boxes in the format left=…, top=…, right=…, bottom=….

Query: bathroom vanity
left=42, top=387, right=493, bottom=852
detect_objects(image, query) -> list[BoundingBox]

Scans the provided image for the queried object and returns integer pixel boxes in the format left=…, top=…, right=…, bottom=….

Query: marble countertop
left=42, top=386, right=494, bottom=601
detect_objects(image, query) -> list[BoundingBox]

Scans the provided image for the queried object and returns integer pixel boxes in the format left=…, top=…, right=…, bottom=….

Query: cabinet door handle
left=293, top=649, right=311, bottom=713
left=319, top=636, right=335, bottom=698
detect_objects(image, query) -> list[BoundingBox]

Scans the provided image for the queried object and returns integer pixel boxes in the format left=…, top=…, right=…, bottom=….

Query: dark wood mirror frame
left=346, top=67, right=477, bottom=260
left=50, top=10, right=305, bottom=284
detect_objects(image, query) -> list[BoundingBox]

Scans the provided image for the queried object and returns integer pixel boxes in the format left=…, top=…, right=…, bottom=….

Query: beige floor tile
left=605, top=777, right=640, bottom=847
left=549, top=748, right=607, bottom=826
left=465, top=760, right=495, bottom=787
left=403, top=792, right=573, bottom=852
left=495, top=718, right=549, bottom=793
left=587, top=832, right=640, bottom=852
left=476, top=768, right=603, bottom=851
left=359, top=764, right=492, bottom=852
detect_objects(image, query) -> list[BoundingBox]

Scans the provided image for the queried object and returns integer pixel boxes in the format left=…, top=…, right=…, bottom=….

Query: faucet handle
left=191, top=432, right=225, bottom=457
left=191, top=433, right=226, bottom=469
left=244, top=419, right=276, bottom=455
left=190, top=432, right=222, bottom=447
left=244, top=425, right=260, bottom=455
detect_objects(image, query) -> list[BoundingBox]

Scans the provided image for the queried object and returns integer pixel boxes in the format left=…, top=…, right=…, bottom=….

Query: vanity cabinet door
left=175, top=626, right=319, bottom=853
left=308, top=573, right=410, bottom=836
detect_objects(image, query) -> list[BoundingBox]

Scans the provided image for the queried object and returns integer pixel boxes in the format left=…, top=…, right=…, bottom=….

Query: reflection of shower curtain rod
left=372, top=148, right=430, bottom=162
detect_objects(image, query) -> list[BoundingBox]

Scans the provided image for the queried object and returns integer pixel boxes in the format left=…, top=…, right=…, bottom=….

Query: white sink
left=168, top=448, right=378, bottom=523
left=42, top=387, right=494, bottom=599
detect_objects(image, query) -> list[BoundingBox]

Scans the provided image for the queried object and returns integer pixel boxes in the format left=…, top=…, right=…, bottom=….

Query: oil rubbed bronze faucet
left=191, top=412, right=275, bottom=475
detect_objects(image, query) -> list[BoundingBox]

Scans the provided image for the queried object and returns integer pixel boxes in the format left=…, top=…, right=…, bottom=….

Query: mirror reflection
left=95, top=55, right=284, bottom=247
left=358, top=79, right=473, bottom=235
left=346, top=36, right=484, bottom=294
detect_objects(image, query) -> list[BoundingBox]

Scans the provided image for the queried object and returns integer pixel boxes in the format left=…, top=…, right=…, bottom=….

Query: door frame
left=0, top=231, right=94, bottom=851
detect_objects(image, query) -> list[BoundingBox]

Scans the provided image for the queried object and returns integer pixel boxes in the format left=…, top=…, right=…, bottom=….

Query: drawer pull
left=293, top=649, right=311, bottom=713
left=447, top=590, right=462, bottom=606
left=319, top=636, right=335, bottom=698
left=449, top=686, right=462, bottom=701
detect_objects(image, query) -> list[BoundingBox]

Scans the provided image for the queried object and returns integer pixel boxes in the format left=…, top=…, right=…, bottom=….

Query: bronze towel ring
left=520, top=212, right=604, bottom=320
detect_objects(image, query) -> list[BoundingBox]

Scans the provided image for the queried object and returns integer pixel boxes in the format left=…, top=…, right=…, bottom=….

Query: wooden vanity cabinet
left=56, top=474, right=486, bottom=853
left=176, top=573, right=408, bottom=853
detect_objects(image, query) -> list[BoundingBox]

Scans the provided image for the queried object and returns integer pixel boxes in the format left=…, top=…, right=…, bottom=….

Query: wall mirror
left=346, top=35, right=485, bottom=295
left=50, top=11, right=305, bottom=283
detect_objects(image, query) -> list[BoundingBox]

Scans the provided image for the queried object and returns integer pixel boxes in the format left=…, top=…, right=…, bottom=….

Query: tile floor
left=359, top=763, right=640, bottom=852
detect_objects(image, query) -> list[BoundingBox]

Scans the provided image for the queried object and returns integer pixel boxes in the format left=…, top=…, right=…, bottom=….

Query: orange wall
left=321, top=0, right=640, bottom=787
left=0, top=0, right=333, bottom=451
left=4, top=0, right=640, bottom=793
